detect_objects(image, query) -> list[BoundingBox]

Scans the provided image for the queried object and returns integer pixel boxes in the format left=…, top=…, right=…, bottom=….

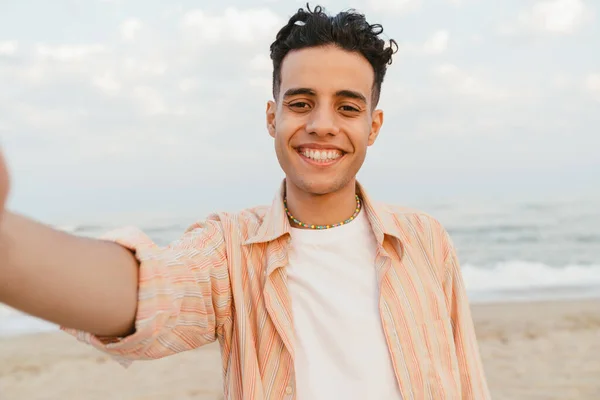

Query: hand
left=0, top=149, right=10, bottom=217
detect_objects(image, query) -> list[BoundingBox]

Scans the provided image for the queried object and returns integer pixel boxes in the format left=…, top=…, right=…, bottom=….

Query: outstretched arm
left=0, top=151, right=232, bottom=364
left=0, top=211, right=140, bottom=337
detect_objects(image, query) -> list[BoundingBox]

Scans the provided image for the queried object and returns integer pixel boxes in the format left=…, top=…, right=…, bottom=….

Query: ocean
left=1, top=196, right=599, bottom=337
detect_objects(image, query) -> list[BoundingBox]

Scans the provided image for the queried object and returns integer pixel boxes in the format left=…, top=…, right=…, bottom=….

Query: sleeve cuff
left=61, top=226, right=159, bottom=367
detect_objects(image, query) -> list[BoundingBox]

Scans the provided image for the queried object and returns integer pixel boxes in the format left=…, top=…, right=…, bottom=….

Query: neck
left=284, top=179, right=359, bottom=229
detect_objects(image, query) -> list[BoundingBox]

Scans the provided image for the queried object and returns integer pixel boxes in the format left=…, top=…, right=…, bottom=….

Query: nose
left=305, top=106, right=340, bottom=137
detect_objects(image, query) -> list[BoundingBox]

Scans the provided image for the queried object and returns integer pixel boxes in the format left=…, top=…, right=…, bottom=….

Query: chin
left=290, top=175, right=352, bottom=196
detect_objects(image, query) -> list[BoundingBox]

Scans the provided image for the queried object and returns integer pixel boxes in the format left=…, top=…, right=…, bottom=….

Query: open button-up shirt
left=64, top=182, right=491, bottom=399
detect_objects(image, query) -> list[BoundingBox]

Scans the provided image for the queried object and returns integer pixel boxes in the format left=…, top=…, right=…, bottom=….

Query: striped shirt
left=63, top=181, right=491, bottom=399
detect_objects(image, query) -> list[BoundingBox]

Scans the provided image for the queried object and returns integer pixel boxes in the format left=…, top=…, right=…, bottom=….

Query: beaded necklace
left=283, top=194, right=361, bottom=229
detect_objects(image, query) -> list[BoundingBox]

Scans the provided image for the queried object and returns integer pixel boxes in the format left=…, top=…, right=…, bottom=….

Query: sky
left=1, top=0, right=599, bottom=224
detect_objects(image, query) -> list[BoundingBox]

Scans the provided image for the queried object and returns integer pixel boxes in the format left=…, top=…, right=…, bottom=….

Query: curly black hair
left=270, top=4, right=398, bottom=106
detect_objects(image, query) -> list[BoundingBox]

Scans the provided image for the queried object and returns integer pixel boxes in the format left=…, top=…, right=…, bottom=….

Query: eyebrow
left=283, top=87, right=368, bottom=104
left=283, top=87, right=316, bottom=98
left=335, top=90, right=368, bottom=104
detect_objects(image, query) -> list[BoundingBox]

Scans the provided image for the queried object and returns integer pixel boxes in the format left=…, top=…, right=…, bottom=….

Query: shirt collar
left=243, top=180, right=403, bottom=246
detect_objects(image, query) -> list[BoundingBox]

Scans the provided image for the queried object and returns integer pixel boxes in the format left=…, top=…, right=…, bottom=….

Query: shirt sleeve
left=61, top=218, right=232, bottom=367
left=442, top=232, right=492, bottom=399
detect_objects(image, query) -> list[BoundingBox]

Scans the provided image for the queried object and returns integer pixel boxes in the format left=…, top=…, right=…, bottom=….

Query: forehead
left=279, top=45, right=374, bottom=98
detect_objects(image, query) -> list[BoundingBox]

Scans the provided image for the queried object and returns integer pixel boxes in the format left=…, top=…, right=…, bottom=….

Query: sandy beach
left=1, top=298, right=599, bottom=400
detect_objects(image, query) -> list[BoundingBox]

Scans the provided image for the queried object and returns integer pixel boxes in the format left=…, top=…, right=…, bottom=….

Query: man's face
left=266, top=45, right=384, bottom=196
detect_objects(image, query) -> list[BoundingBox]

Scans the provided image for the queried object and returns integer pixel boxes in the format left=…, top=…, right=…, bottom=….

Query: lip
left=295, top=147, right=345, bottom=167
left=295, top=143, right=346, bottom=152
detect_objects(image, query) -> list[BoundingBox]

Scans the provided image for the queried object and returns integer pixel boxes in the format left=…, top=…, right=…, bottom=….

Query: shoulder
left=188, top=205, right=271, bottom=242
left=377, top=202, right=454, bottom=258
left=380, top=202, right=448, bottom=231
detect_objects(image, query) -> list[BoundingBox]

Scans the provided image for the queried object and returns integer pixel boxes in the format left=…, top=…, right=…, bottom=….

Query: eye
left=340, top=105, right=360, bottom=113
left=289, top=102, right=311, bottom=110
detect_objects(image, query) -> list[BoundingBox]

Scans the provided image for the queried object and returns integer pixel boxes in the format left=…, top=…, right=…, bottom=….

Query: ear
left=367, top=109, right=384, bottom=146
left=266, top=100, right=277, bottom=138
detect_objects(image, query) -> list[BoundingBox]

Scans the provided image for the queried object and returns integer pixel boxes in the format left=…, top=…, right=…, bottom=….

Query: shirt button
left=285, top=386, right=293, bottom=394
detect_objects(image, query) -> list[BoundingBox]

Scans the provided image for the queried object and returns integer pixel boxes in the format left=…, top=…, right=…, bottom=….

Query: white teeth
left=300, top=148, right=342, bottom=162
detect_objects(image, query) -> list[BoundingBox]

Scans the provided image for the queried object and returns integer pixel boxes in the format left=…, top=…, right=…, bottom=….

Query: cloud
left=248, top=77, right=273, bottom=98
left=35, top=44, right=107, bottom=61
left=4, top=1, right=600, bottom=221
left=178, top=77, right=200, bottom=92
left=92, top=72, right=121, bottom=95
left=12, top=64, right=46, bottom=83
left=180, top=7, right=283, bottom=44
left=585, top=73, right=600, bottom=98
left=5, top=102, right=87, bottom=134
left=499, top=0, right=592, bottom=36
left=120, top=18, right=143, bottom=42
left=131, top=86, right=169, bottom=115
left=248, top=54, right=274, bottom=98
left=398, top=30, right=450, bottom=56
left=552, top=73, right=576, bottom=89
left=470, top=34, right=484, bottom=45
left=0, top=41, right=19, bottom=56
left=249, top=54, right=272, bottom=72
left=432, top=63, right=510, bottom=100
left=122, top=57, right=167, bottom=78
left=366, top=0, right=420, bottom=14
left=422, top=30, right=450, bottom=54
left=1, top=43, right=112, bottom=86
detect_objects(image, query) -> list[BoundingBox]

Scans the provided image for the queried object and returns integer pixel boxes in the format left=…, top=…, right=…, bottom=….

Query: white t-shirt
left=286, top=210, right=403, bottom=400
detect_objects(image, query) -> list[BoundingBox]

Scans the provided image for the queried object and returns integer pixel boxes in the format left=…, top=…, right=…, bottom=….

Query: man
left=0, top=5, right=490, bottom=400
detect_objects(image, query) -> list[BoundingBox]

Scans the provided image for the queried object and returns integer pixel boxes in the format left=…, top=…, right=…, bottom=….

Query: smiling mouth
left=296, top=147, right=345, bottom=165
